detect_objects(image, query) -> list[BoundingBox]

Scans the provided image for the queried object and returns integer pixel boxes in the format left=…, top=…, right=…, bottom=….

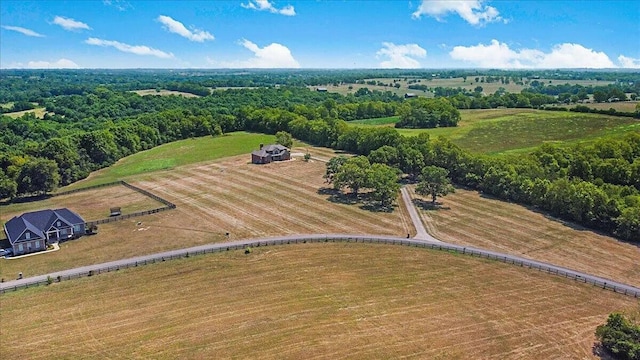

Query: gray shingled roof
left=251, top=149, right=269, bottom=157
left=3, top=209, right=85, bottom=245
left=263, top=144, right=288, bottom=152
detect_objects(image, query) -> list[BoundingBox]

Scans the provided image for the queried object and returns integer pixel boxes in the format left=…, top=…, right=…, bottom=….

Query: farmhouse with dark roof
left=3, top=209, right=85, bottom=256
left=251, top=144, right=291, bottom=164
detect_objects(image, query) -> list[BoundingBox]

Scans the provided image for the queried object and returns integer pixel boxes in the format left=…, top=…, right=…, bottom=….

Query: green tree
left=333, top=156, right=370, bottom=196
left=366, top=163, right=400, bottom=208
left=595, top=310, right=640, bottom=360
left=416, top=166, right=455, bottom=204
left=396, top=97, right=460, bottom=128
left=0, top=169, right=17, bottom=199
left=275, top=131, right=293, bottom=148
left=16, top=158, right=60, bottom=196
left=368, top=145, right=399, bottom=167
left=324, top=155, right=348, bottom=184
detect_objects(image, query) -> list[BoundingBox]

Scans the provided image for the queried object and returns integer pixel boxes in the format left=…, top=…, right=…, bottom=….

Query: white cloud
left=2, top=25, right=45, bottom=37
left=53, top=16, right=91, bottom=31
left=449, top=39, right=615, bottom=68
left=618, top=55, right=640, bottom=69
left=215, top=39, right=300, bottom=68
left=26, top=59, right=79, bottom=69
left=377, top=42, right=426, bottom=68
left=85, top=37, right=174, bottom=59
left=241, top=0, right=296, bottom=16
left=412, top=0, right=502, bottom=26
left=157, top=15, right=214, bottom=42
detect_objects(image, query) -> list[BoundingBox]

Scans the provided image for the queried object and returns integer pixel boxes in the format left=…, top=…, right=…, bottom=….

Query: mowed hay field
left=133, top=154, right=412, bottom=239
left=0, top=155, right=411, bottom=278
left=1, top=243, right=636, bottom=359
left=407, top=187, right=640, bottom=288
left=0, top=184, right=165, bottom=224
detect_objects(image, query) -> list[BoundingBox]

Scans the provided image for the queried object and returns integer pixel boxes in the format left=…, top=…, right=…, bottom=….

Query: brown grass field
left=3, top=107, right=49, bottom=119
left=0, top=154, right=411, bottom=278
left=131, top=89, right=201, bottom=97
left=408, top=187, right=640, bottom=288
left=1, top=243, right=636, bottom=359
left=569, top=101, right=639, bottom=112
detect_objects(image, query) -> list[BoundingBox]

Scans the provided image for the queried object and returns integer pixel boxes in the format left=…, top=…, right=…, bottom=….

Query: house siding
left=12, top=239, right=46, bottom=255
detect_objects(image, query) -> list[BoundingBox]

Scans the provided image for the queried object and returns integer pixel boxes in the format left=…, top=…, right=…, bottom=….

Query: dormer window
left=57, top=221, right=61, bottom=227
left=25, top=232, right=30, bottom=239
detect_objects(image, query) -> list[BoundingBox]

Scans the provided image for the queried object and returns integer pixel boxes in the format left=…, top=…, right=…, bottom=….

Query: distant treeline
left=2, top=68, right=639, bottom=103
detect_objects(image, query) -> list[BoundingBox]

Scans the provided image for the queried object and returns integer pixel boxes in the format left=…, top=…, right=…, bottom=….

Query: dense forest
left=0, top=69, right=639, bottom=242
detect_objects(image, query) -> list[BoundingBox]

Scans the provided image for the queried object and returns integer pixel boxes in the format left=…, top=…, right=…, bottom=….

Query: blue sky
left=1, top=0, right=639, bottom=69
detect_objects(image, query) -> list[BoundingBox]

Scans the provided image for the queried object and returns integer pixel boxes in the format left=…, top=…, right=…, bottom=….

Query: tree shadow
left=592, top=343, right=615, bottom=359
left=318, top=187, right=395, bottom=213
left=0, top=193, right=52, bottom=206
left=317, top=187, right=358, bottom=205
left=412, top=198, right=450, bottom=211
left=360, top=199, right=395, bottom=213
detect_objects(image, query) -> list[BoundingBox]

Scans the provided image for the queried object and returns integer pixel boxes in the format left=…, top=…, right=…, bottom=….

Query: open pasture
left=131, top=89, right=201, bottom=97
left=73, top=132, right=276, bottom=187
left=1, top=243, right=635, bottom=359
left=408, top=187, right=640, bottom=288
left=3, top=107, right=48, bottom=119
left=0, top=154, right=411, bottom=278
left=366, top=109, right=639, bottom=154
left=315, top=77, right=614, bottom=98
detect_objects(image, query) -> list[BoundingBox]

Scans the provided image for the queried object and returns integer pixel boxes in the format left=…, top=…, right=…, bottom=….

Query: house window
left=25, top=232, right=30, bottom=239
left=35, top=241, right=40, bottom=249
left=61, top=229, right=68, bottom=235
left=57, top=221, right=61, bottom=227
left=18, top=244, right=23, bottom=252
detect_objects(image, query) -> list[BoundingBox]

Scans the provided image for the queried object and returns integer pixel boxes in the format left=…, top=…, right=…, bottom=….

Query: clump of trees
left=596, top=309, right=640, bottom=360
left=395, top=97, right=460, bottom=128
left=275, top=131, right=293, bottom=148
left=326, top=156, right=400, bottom=209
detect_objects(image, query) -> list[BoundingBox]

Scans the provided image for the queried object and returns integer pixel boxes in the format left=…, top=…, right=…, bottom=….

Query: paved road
left=2, top=234, right=639, bottom=297
left=401, top=187, right=441, bottom=242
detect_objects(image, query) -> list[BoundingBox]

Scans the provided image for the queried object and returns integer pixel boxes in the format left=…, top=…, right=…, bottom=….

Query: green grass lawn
left=69, top=132, right=275, bottom=188
left=352, top=109, right=640, bottom=155
left=349, top=116, right=400, bottom=126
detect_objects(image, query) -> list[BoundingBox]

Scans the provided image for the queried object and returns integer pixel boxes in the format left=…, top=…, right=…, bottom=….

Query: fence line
left=52, top=181, right=124, bottom=197
left=53, top=180, right=179, bottom=228
left=2, top=235, right=638, bottom=298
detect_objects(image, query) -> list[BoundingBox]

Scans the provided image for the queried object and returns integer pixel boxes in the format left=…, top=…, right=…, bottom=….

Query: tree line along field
left=1, top=243, right=636, bottom=359
left=350, top=109, right=640, bottom=155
